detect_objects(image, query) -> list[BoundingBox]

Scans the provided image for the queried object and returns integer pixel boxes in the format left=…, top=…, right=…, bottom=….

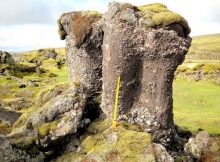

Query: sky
left=0, top=0, right=220, bottom=52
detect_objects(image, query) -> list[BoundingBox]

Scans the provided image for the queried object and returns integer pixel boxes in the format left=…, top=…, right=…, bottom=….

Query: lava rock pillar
left=59, top=12, right=103, bottom=95
left=101, top=2, right=191, bottom=147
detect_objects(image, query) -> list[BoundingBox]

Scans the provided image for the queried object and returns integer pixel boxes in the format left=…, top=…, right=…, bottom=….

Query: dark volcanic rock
left=0, top=51, right=14, bottom=65
left=58, top=1, right=191, bottom=149
left=59, top=11, right=103, bottom=96
left=45, top=49, right=57, bottom=59
left=101, top=2, right=191, bottom=147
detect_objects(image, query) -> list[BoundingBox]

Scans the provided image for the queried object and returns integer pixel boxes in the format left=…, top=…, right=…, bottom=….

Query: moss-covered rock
left=35, top=83, right=69, bottom=106
left=37, top=120, right=59, bottom=137
left=10, top=136, right=36, bottom=149
left=2, top=97, right=31, bottom=111
left=10, top=82, right=88, bottom=151
left=138, top=3, right=190, bottom=35
left=0, top=120, right=11, bottom=134
left=56, top=119, right=174, bottom=162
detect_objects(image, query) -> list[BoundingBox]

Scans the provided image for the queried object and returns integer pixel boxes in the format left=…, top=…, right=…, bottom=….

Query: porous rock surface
left=59, top=2, right=192, bottom=148
left=101, top=2, right=191, bottom=147
left=59, top=11, right=103, bottom=95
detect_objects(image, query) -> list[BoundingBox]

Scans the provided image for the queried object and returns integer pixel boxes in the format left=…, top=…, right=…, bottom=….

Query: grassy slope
left=186, top=33, right=220, bottom=61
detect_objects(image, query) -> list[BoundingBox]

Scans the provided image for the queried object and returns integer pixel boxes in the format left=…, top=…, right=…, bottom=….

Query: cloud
left=0, top=0, right=107, bottom=25
left=0, top=24, right=65, bottom=52
left=0, top=0, right=220, bottom=52
left=0, top=0, right=54, bottom=25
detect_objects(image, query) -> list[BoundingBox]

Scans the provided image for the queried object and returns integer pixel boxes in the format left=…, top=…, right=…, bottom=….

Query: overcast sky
left=0, top=0, right=220, bottom=52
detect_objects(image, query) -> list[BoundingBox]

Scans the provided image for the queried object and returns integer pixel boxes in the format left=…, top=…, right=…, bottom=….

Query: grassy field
left=173, top=78, right=220, bottom=135
left=187, top=33, right=220, bottom=60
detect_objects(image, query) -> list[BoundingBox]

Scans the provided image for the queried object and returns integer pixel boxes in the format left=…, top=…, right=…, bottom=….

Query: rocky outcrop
left=0, top=51, right=14, bottom=65
left=59, top=2, right=191, bottom=148
left=21, top=49, right=66, bottom=67
left=59, top=11, right=103, bottom=95
left=102, top=3, right=191, bottom=147
left=56, top=119, right=175, bottom=162
left=185, top=131, right=210, bottom=159
left=10, top=83, right=88, bottom=150
left=184, top=131, right=220, bottom=161
left=0, top=137, right=45, bottom=162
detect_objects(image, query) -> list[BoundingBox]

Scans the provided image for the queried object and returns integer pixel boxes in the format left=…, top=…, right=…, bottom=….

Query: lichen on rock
left=10, top=82, right=88, bottom=150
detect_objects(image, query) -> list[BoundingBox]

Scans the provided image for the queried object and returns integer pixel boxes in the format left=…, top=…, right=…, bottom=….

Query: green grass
left=173, top=78, right=220, bottom=135
left=187, top=33, right=220, bottom=60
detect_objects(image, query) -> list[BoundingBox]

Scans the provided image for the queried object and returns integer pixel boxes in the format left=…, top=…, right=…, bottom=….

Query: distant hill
left=10, top=48, right=66, bottom=61
left=186, top=33, right=220, bottom=61
left=9, top=33, right=220, bottom=62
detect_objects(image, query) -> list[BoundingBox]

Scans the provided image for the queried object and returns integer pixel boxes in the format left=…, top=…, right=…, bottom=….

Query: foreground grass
left=173, top=78, right=220, bottom=135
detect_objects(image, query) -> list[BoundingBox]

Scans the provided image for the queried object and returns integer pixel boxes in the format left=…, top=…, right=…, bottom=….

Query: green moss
left=139, top=3, right=168, bottom=13
left=174, top=156, right=188, bottom=162
left=57, top=18, right=67, bottom=40
left=41, top=58, right=59, bottom=70
left=79, top=119, right=152, bottom=162
left=37, top=120, right=59, bottom=137
left=112, top=126, right=151, bottom=161
left=12, top=110, right=33, bottom=130
left=0, top=121, right=11, bottom=134
left=138, top=3, right=190, bottom=34
left=56, top=152, right=85, bottom=162
left=85, top=119, right=111, bottom=134
left=83, top=10, right=102, bottom=18
left=202, top=63, right=220, bottom=73
left=117, top=121, right=142, bottom=132
left=35, top=83, right=68, bottom=106
left=10, top=136, right=36, bottom=149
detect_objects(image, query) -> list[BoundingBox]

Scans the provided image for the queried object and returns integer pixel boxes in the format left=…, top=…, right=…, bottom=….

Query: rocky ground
left=0, top=48, right=220, bottom=162
left=1, top=2, right=220, bottom=162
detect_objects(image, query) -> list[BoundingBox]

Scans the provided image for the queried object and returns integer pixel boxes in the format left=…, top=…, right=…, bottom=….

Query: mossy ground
left=1, top=37, right=220, bottom=160
left=0, top=48, right=68, bottom=136
left=57, top=119, right=152, bottom=162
